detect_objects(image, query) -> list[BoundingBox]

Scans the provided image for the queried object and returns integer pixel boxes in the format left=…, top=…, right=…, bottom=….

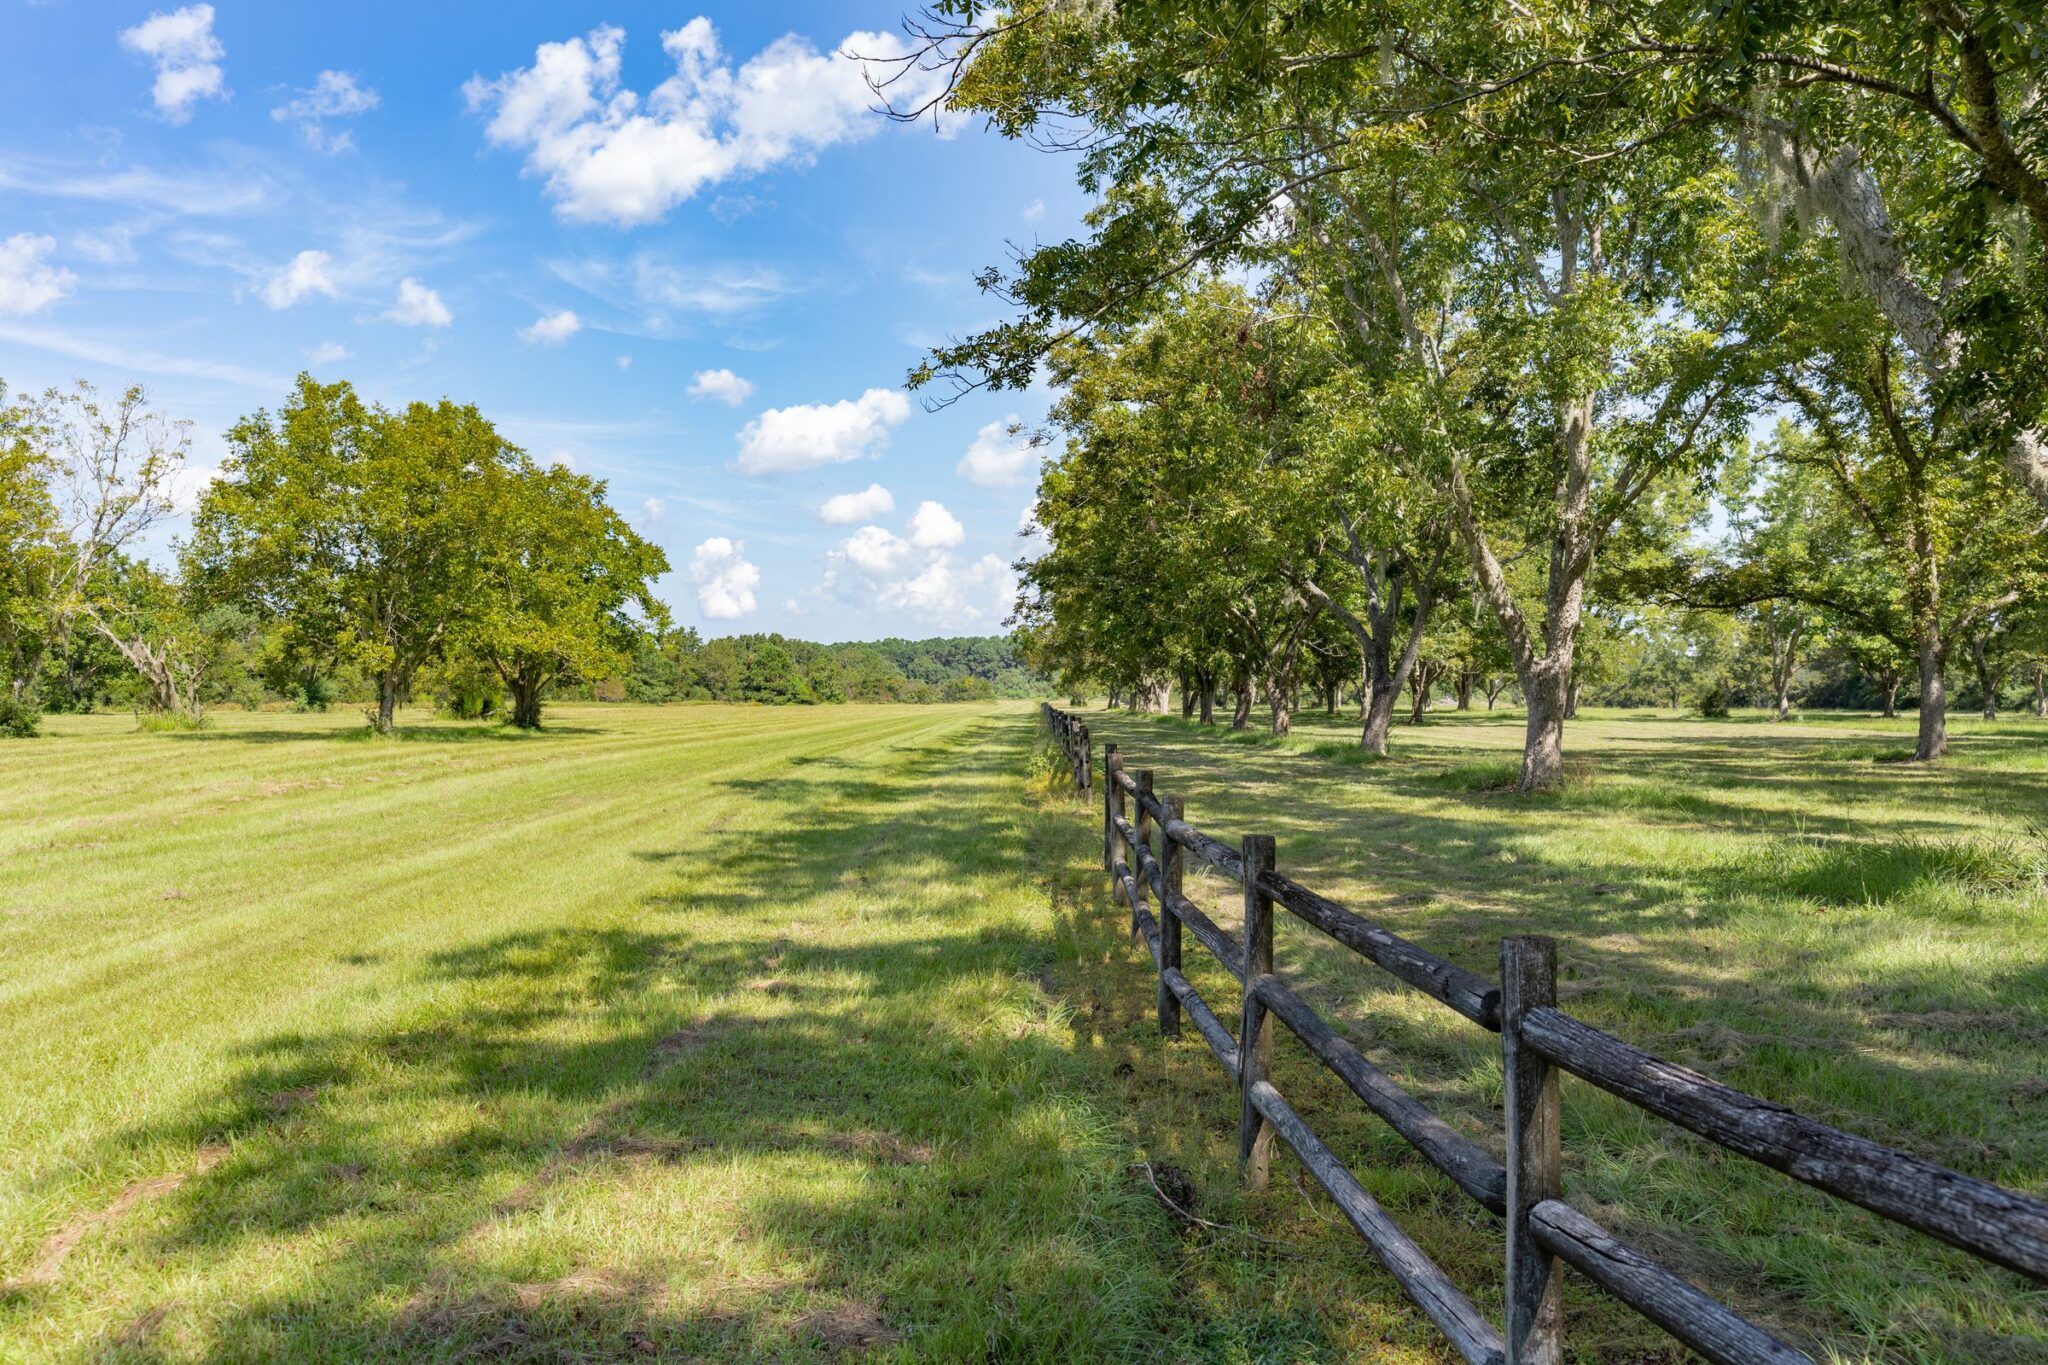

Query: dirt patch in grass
left=794, top=1301, right=901, bottom=1353
left=114, top=1301, right=178, bottom=1348
left=4, top=1144, right=229, bottom=1290
left=824, top=1130, right=935, bottom=1165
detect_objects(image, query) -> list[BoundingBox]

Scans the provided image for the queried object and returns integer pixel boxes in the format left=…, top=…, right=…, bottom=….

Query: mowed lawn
left=2, top=701, right=2045, bottom=1364
left=1063, top=705, right=2048, bottom=1365
left=0, top=702, right=1189, bottom=1364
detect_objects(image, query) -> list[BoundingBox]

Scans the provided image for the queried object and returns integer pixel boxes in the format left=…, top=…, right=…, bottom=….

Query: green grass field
left=0, top=701, right=2042, bottom=1363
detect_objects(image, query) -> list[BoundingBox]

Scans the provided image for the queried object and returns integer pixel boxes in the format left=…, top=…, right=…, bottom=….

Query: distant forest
left=617, top=633, right=1051, bottom=707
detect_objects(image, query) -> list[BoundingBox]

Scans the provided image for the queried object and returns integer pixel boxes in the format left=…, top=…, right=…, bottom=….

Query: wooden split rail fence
left=1039, top=705, right=2048, bottom=1365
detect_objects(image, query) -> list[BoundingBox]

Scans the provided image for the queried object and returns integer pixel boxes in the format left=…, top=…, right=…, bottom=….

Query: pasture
left=0, top=702, right=2042, bottom=1362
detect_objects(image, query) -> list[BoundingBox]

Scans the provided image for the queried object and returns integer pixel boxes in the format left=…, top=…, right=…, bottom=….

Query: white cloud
left=819, top=483, right=893, bottom=524
left=736, top=387, right=908, bottom=475
left=642, top=496, right=666, bottom=524
left=519, top=308, right=582, bottom=345
left=822, top=504, right=1011, bottom=629
left=384, top=277, right=451, bottom=327
left=165, top=463, right=220, bottom=514
left=260, top=249, right=337, bottom=309
left=826, top=531, right=1012, bottom=629
left=120, top=4, right=227, bottom=124
left=615, top=353, right=632, bottom=369
left=0, top=320, right=287, bottom=390
left=546, top=448, right=578, bottom=471
left=1018, top=501, right=1050, bottom=559
left=0, top=235, right=78, bottom=316
left=880, top=551, right=1012, bottom=625
left=841, top=524, right=913, bottom=577
left=956, top=415, right=1036, bottom=487
left=688, top=367, right=753, bottom=405
left=551, top=252, right=792, bottom=321
left=690, top=536, right=759, bottom=619
left=906, top=499, right=964, bottom=549
left=273, top=70, right=378, bottom=151
left=463, top=18, right=951, bottom=227
left=306, top=340, right=349, bottom=366
left=1023, top=198, right=1045, bottom=221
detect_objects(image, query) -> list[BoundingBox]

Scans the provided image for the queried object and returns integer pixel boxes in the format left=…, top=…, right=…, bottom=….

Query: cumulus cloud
left=906, top=499, right=964, bottom=548
left=385, top=277, right=451, bottom=327
left=119, top=4, right=226, bottom=124
left=463, top=18, right=951, bottom=227
left=955, top=415, right=1036, bottom=487
left=818, top=483, right=893, bottom=524
left=736, top=387, right=908, bottom=475
left=822, top=504, right=1010, bottom=629
left=519, top=308, right=582, bottom=345
left=307, top=340, right=349, bottom=366
left=641, top=496, right=666, bottom=524
left=260, top=249, right=337, bottom=309
left=1023, top=198, right=1045, bottom=221
left=0, top=234, right=78, bottom=316
left=165, top=462, right=220, bottom=515
left=688, top=367, right=753, bottom=405
left=272, top=70, right=377, bottom=151
left=690, top=536, right=759, bottom=619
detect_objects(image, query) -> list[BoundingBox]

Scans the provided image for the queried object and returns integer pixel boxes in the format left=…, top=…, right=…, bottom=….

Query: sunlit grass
left=0, top=704, right=1182, bottom=1362
left=4, top=700, right=2043, bottom=1362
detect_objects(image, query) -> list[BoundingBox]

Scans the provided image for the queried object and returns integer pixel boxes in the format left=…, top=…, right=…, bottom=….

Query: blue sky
left=0, top=2, right=1078, bottom=640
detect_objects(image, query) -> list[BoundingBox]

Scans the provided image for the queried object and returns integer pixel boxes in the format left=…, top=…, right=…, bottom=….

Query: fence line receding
left=1040, top=703, right=2048, bottom=1365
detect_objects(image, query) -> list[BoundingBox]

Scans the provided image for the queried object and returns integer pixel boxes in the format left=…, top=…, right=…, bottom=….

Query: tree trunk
left=1883, top=675, right=1901, bottom=719
left=1180, top=672, right=1196, bottom=719
left=1360, top=633, right=1397, bottom=756
left=510, top=671, right=544, bottom=729
left=1973, top=638, right=1998, bottom=721
left=1231, top=677, right=1252, bottom=730
left=1268, top=683, right=1291, bottom=736
left=1563, top=680, right=1581, bottom=720
left=377, top=672, right=398, bottom=734
left=2034, top=666, right=2046, bottom=718
left=1407, top=663, right=1435, bottom=724
left=1521, top=663, right=1569, bottom=791
left=1198, top=670, right=1216, bottom=725
left=1454, top=671, right=1473, bottom=710
left=1914, top=635, right=1947, bottom=760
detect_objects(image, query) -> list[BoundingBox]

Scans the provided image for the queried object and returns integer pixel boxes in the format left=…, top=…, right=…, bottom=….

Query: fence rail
left=1041, top=705, right=2048, bottom=1365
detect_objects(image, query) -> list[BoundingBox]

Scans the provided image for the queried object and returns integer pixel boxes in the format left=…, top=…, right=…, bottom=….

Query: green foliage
left=0, top=693, right=38, bottom=738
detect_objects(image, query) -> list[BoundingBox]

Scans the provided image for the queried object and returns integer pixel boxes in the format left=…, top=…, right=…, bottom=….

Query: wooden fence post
left=1502, top=936, right=1563, bottom=1365
left=1102, top=743, right=1120, bottom=876
left=1238, top=834, right=1277, bottom=1190
left=1105, top=747, right=1126, bottom=904
left=1079, top=723, right=1092, bottom=794
left=1132, top=770, right=1155, bottom=937
left=1158, top=794, right=1184, bottom=1038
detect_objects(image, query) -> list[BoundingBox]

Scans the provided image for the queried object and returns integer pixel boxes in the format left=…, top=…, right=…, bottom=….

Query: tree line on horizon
left=906, top=1, right=2048, bottom=788
left=0, top=375, right=1045, bottom=737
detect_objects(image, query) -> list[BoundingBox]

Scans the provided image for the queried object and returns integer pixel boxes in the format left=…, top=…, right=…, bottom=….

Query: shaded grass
left=1081, top=702, right=2048, bottom=1364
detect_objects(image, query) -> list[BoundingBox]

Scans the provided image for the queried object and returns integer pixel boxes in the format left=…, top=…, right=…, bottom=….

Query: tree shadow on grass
left=1077, top=709, right=2048, bottom=1357
left=11, top=714, right=1180, bottom=1363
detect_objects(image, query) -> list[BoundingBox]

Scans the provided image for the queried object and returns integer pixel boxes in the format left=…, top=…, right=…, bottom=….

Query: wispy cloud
left=0, top=320, right=288, bottom=390
left=550, top=252, right=798, bottom=332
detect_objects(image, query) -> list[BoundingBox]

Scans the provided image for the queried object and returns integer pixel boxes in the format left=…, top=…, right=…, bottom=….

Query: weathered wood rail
left=1043, top=701, right=1092, bottom=794
left=1040, top=705, right=2048, bottom=1365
